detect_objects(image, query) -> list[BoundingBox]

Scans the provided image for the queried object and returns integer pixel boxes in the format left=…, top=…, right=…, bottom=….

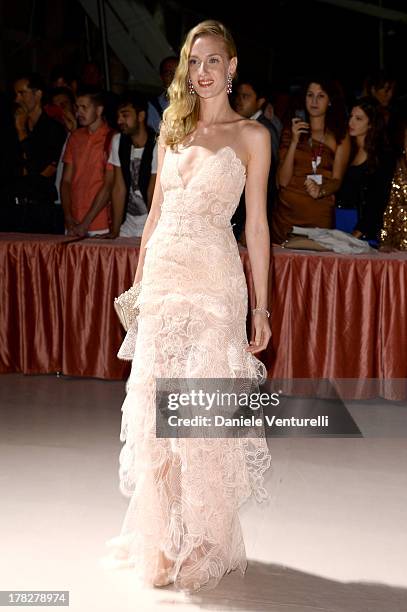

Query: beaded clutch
left=113, top=282, right=142, bottom=331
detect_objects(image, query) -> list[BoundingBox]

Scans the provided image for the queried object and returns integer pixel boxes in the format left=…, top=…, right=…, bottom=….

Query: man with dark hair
left=49, top=64, right=78, bottom=94
left=61, top=86, right=115, bottom=236
left=49, top=87, right=77, bottom=128
left=234, top=77, right=281, bottom=164
left=232, top=77, right=282, bottom=242
left=364, top=70, right=396, bottom=110
left=147, top=55, right=178, bottom=133
left=9, top=72, right=66, bottom=232
left=107, top=92, right=157, bottom=237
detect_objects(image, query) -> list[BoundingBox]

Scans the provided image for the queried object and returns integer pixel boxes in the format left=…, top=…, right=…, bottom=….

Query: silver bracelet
left=252, top=307, right=271, bottom=318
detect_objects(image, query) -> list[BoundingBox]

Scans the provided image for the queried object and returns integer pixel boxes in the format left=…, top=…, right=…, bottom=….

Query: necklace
left=309, top=133, right=325, bottom=175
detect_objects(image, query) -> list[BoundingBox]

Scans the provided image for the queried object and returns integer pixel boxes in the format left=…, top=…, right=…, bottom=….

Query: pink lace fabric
left=105, top=146, right=272, bottom=592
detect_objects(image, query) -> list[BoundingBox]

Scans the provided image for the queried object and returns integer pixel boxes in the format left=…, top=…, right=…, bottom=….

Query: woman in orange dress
left=271, top=78, right=350, bottom=244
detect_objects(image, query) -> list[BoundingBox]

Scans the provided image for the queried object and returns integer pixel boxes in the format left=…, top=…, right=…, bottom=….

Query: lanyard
left=309, top=136, right=325, bottom=175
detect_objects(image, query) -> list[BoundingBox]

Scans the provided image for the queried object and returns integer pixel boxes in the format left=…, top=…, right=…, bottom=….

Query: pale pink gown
left=105, top=145, right=271, bottom=592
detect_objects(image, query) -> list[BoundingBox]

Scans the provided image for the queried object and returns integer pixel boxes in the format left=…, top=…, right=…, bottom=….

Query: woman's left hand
left=304, top=177, right=322, bottom=199
left=246, top=313, right=272, bottom=354
left=304, top=179, right=322, bottom=200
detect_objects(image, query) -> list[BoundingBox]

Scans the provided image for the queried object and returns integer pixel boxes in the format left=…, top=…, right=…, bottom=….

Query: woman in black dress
left=335, top=97, right=396, bottom=244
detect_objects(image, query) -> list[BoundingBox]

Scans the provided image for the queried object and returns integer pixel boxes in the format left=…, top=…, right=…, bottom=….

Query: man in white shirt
left=108, top=92, right=158, bottom=237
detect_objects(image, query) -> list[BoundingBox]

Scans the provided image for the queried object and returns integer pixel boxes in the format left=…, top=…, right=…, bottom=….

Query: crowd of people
left=1, top=60, right=407, bottom=251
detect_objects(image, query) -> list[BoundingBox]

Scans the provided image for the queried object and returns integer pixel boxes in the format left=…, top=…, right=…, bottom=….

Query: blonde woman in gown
left=105, top=20, right=272, bottom=593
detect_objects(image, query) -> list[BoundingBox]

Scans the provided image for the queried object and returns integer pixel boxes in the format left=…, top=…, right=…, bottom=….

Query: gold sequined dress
left=380, top=158, right=407, bottom=250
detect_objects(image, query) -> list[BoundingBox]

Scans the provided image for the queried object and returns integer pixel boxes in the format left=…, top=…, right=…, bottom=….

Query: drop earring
left=226, top=73, right=233, bottom=94
left=188, top=77, right=195, bottom=95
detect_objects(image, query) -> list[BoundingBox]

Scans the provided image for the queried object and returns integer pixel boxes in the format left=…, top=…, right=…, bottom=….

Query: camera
left=294, top=109, right=307, bottom=122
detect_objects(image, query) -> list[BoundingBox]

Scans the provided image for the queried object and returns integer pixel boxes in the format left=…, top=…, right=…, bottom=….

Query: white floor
left=1, top=373, right=406, bottom=612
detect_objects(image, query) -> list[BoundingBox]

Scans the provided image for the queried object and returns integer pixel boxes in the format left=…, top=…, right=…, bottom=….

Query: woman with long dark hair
left=335, top=97, right=396, bottom=242
left=271, top=77, right=350, bottom=244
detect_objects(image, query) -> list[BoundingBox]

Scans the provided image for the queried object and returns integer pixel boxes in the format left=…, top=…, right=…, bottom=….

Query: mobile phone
left=294, top=109, right=307, bottom=122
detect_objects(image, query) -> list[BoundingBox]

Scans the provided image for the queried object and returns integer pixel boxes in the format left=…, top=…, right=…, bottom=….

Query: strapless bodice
left=159, top=145, right=246, bottom=225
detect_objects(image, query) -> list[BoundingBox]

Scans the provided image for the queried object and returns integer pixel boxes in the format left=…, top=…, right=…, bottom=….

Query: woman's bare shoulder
left=238, top=119, right=271, bottom=158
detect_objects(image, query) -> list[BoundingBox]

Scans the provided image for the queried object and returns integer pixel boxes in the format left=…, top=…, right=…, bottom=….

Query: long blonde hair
left=162, top=20, right=237, bottom=149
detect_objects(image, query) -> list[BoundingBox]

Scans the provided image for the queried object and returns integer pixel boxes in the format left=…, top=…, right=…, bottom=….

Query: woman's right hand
left=291, top=117, right=309, bottom=145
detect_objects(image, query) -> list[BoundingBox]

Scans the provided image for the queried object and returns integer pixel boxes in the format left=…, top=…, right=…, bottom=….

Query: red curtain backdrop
left=1, top=234, right=406, bottom=399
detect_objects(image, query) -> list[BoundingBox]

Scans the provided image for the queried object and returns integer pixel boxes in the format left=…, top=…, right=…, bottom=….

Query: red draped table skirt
left=1, top=233, right=406, bottom=399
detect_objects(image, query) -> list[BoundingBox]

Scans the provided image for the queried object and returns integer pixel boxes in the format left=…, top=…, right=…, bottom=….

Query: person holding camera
left=271, top=78, right=350, bottom=244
